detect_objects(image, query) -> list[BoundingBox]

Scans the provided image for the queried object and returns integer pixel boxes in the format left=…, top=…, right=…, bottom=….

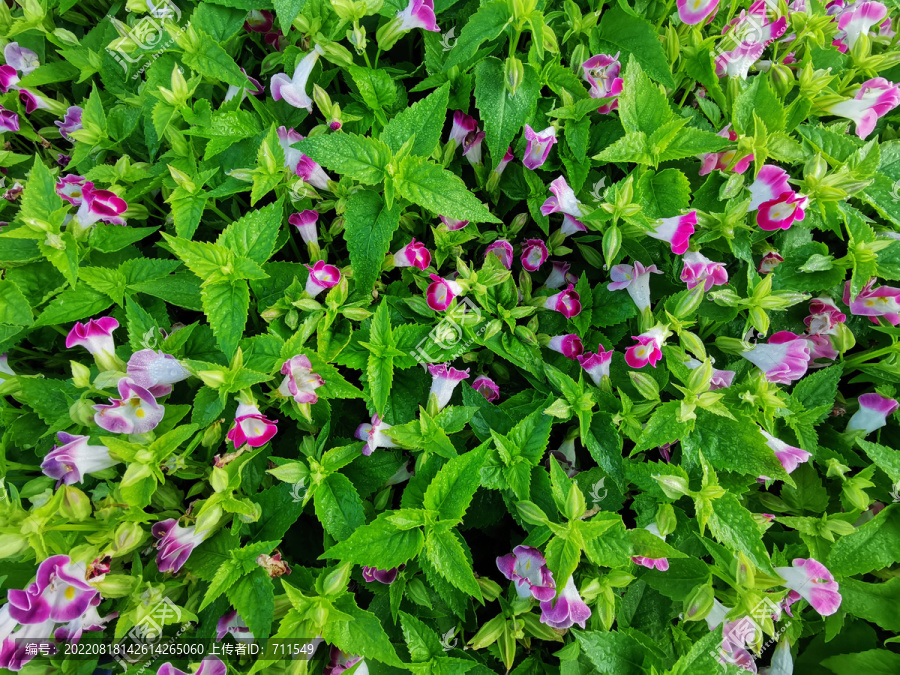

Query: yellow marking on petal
left=136, top=409, right=145, bottom=418
left=65, top=586, right=76, bottom=600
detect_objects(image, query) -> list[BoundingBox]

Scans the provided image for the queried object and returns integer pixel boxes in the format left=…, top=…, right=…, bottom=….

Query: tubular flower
left=757, top=191, right=808, bottom=231
left=677, top=0, right=720, bottom=25
left=541, top=176, right=585, bottom=220
left=65, top=317, right=121, bottom=371
left=494, top=146, right=515, bottom=176
left=824, top=77, right=900, bottom=139
left=549, top=438, right=579, bottom=476
left=270, top=45, right=323, bottom=111
left=4, top=43, right=39, bottom=76
left=485, top=239, right=514, bottom=269
left=748, top=166, right=792, bottom=210
left=773, top=559, right=842, bottom=617
left=741, top=332, right=811, bottom=384
left=560, top=213, right=587, bottom=238
left=151, top=519, right=208, bottom=574
left=394, top=238, right=432, bottom=270
left=55, top=106, right=83, bottom=142
left=305, top=261, right=341, bottom=298
left=544, top=261, right=572, bottom=289
left=462, top=129, right=486, bottom=166
left=55, top=174, right=88, bottom=206
left=216, top=610, right=253, bottom=641
left=544, top=284, right=582, bottom=318
left=715, top=41, right=765, bottom=79
left=278, top=355, right=325, bottom=405
left=625, top=326, right=668, bottom=368
left=843, top=278, right=900, bottom=325
left=448, top=111, right=477, bottom=149
left=646, top=212, right=696, bottom=254
left=224, top=68, right=263, bottom=102
left=93, top=378, right=165, bottom=435
left=680, top=251, right=728, bottom=291
left=805, top=296, right=846, bottom=335
left=289, top=210, right=319, bottom=245
left=73, top=184, right=128, bottom=229
left=41, top=432, right=120, bottom=486
left=699, top=125, right=753, bottom=176
left=846, top=393, right=898, bottom=434
left=539, top=576, right=591, bottom=630
left=685, top=358, right=736, bottom=390
left=497, top=546, right=556, bottom=602
left=608, top=261, right=662, bottom=312
left=428, top=363, right=470, bottom=410
left=631, top=523, right=669, bottom=571
left=127, top=349, right=190, bottom=397
left=761, top=429, right=812, bottom=475
left=244, top=10, right=274, bottom=32
left=578, top=348, right=614, bottom=386
left=759, top=250, right=784, bottom=275
left=522, top=125, right=557, bottom=170
left=355, top=414, right=397, bottom=456
left=548, top=334, right=584, bottom=360
left=521, top=238, right=549, bottom=272
left=277, top=126, right=331, bottom=188
left=833, top=1, right=888, bottom=52
left=227, top=402, right=278, bottom=448
left=472, top=375, right=500, bottom=402
left=362, top=566, right=402, bottom=585
left=426, top=274, right=463, bottom=311
left=723, top=0, right=788, bottom=46
left=582, top=53, right=624, bottom=113
left=439, top=215, right=469, bottom=231
left=323, top=647, right=368, bottom=675
left=0, top=105, right=19, bottom=134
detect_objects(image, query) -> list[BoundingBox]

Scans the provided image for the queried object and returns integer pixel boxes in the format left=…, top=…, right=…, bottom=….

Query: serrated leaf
left=201, top=281, right=250, bottom=359
left=382, top=83, right=450, bottom=157
left=344, top=190, right=402, bottom=297
left=396, top=155, right=500, bottom=223
left=294, top=133, right=391, bottom=185
left=217, top=199, right=283, bottom=264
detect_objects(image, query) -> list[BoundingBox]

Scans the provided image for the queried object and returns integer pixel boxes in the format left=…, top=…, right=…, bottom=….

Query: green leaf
left=396, top=155, right=500, bottom=223
left=201, top=281, right=250, bottom=359
left=322, top=513, right=425, bottom=568
left=595, top=6, right=675, bottom=88
left=347, top=65, right=398, bottom=113
left=365, top=303, right=399, bottom=416
left=399, top=611, right=443, bottom=663
left=474, top=57, right=541, bottom=171
left=343, top=189, right=402, bottom=297
left=637, top=169, right=692, bottom=220
left=857, top=439, right=900, bottom=483
left=641, top=558, right=710, bottom=601
left=226, top=568, right=275, bottom=639
left=708, top=493, right=777, bottom=576
left=18, top=156, right=64, bottom=224
left=657, top=128, right=732, bottom=162
left=161, top=233, right=233, bottom=281
left=574, top=629, right=650, bottom=675
left=314, top=473, right=366, bottom=541
left=0, top=280, right=33, bottom=326
left=826, top=504, right=900, bottom=576
left=381, top=83, right=450, bottom=157
left=322, top=595, right=404, bottom=667
left=293, top=133, right=391, bottom=185
left=91, top=226, right=159, bottom=253
left=273, top=0, right=306, bottom=33
left=217, top=199, right=283, bottom=264
left=443, top=1, right=511, bottom=71
left=424, top=528, right=482, bottom=599
left=423, top=444, right=487, bottom=523
left=34, top=286, right=114, bottom=327
left=732, top=73, right=784, bottom=134
left=840, top=577, right=900, bottom=631
left=821, top=650, right=900, bottom=675
left=182, top=28, right=248, bottom=86
left=791, top=364, right=842, bottom=419
left=617, top=56, right=671, bottom=137
left=79, top=267, right=127, bottom=306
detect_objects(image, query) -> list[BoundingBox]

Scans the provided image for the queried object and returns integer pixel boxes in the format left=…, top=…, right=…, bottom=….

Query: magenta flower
left=216, top=610, right=253, bottom=641
left=582, top=53, right=624, bottom=113
left=685, top=358, right=736, bottom=390
left=522, top=125, right=557, bottom=170
left=58, top=154, right=71, bottom=168
left=127, top=349, right=190, bottom=397
left=748, top=165, right=792, bottom=211
left=355, top=414, right=397, bottom=456
left=244, top=9, right=274, bottom=32
left=18, top=88, right=49, bottom=114
left=394, top=238, right=431, bottom=270
left=448, top=110, right=477, bottom=148
left=521, top=238, right=549, bottom=272
left=677, top=0, right=719, bottom=24
left=833, top=1, right=887, bottom=52
left=472, top=375, right=500, bottom=402
left=541, top=176, right=584, bottom=219
left=497, top=546, right=556, bottom=602
left=761, top=429, right=812, bottom=475
left=774, top=559, right=841, bottom=617
left=825, top=77, right=900, bottom=139
left=270, top=45, right=323, bottom=111
left=804, top=297, right=846, bottom=335
left=73, top=184, right=128, bottom=229
left=800, top=332, right=838, bottom=364
left=741, top=332, right=811, bottom=384
left=225, top=68, right=263, bottom=102
left=277, top=127, right=332, bottom=189
left=439, top=215, right=469, bottom=231
left=428, top=363, right=470, bottom=410
left=577, top=347, right=614, bottom=386
left=289, top=210, right=319, bottom=245
left=41, top=432, right=119, bottom=487
left=55, top=174, right=88, bottom=206
left=0, top=105, right=19, bottom=134
left=560, top=214, right=587, bottom=238
left=462, top=129, right=486, bottom=166
left=152, top=519, right=207, bottom=574
left=494, top=146, right=515, bottom=175
left=55, top=106, right=83, bottom=142
left=846, top=393, right=899, bottom=434
left=93, top=378, right=164, bottom=434
left=625, top=326, right=667, bottom=368
left=362, top=566, right=402, bottom=585
left=305, top=261, right=341, bottom=298
left=631, top=523, right=669, bottom=571
left=66, top=317, right=121, bottom=371
left=397, top=0, right=439, bottom=31
left=485, top=239, right=514, bottom=269
left=548, top=334, right=584, bottom=360
left=647, top=212, right=696, bottom=255
left=544, top=260, right=572, bottom=289
left=539, top=576, right=591, bottom=630
left=278, top=355, right=325, bottom=405
left=757, top=191, right=808, bottom=231
left=158, top=657, right=226, bottom=675
left=843, top=279, right=900, bottom=325
left=680, top=251, right=728, bottom=291
left=608, top=261, right=661, bottom=312
left=759, top=250, right=784, bottom=275
left=699, top=125, right=752, bottom=176
left=227, top=402, right=278, bottom=448
left=4, top=43, right=39, bottom=76
left=323, top=647, right=366, bottom=675
left=715, top=41, right=765, bottom=79
left=426, top=273, right=463, bottom=311
left=544, top=284, right=582, bottom=318
left=723, top=0, right=788, bottom=46
left=0, top=64, right=18, bottom=93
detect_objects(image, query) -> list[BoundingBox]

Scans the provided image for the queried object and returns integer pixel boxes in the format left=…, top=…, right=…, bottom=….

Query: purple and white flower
left=843, top=278, right=900, bottom=325
left=541, top=176, right=585, bottom=222
left=757, top=191, right=808, bottom=231
left=759, top=250, right=784, bottom=275
left=578, top=347, right=614, bottom=386
left=741, top=332, right=811, bottom=384
left=93, top=378, right=165, bottom=434
left=448, top=111, right=477, bottom=149
left=224, top=68, right=263, bottom=103
left=127, top=349, right=190, bottom=397
left=824, top=77, right=900, bottom=139
left=323, top=647, right=368, bottom=675
left=699, top=125, right=753, bottom=177
left=73, top=184, right=128, bottom=229
left=846, top=393, right=898, bottom=434
left=428, top=363, right=470, bottom=410
left=647, top=212, right=696, bottom=255
left=715, top=41, right=765, bottom=79
left=548, top=334, right=584, bottom=360
left=485, top=239, right=514, bottom=269
left=521, top=238, right=549, bottom=272
left=289, top=210, right=319, bottom=245
left=544, top=261, right=572, bottom=289
left=608, top=261, right=661, bottom=312
left=394, top=238, right=431, bottom=270
left=539, top=576, right=591, bottom=630
left=277, top=126, right=333, bottom=189
left=462, top=129, right=486, bottom=166
left=680, top=251, right=728, bottom=291
left=0, top=105, right=19, bottom=134
left=278, top=355, right=325, bottom=405
left=305, top=261, right=341, bottom=298
left=625, top=326, right=667, bottom=368
left=544, top=284, right=582, bottom=319
left=522, top=125, right=557, bottom=170
left=270, top=45, right=323, bottom=111
left=677, top=0, right=719, bottom=25
left=472, top=375, right=500, bottom=402
left=55, top=106, right=83, bottom=142
left=582, top=53, right=624, bottom=113
left=631, top=523, right=669, bottom=571
left=355, top=414, right=397, bottom=456
left=833, top=1, right=888, bottom=52
left=362, top=566, right=402, bottom=585
left=426, top=274, right=463, bottom=311
left=3, top=43, right=39, bottom=76
left=40, top=432, right=119, bottom=486
left=497, top=546, right=556, bottom=602
left=0, top=354, right=14, bottom=383
left=227, top=402, right=278, bottom=448
left=55, top=174, right=88, bottom=206
left=216, top=610, right=253, bottom=641
left=805, top=297, right=846, bottom=335
left=151, top=519, right=208, bottom=574
left=773, top=558, right=841, bottom=617
left=66, top=317, right=122, bottom=371
left=761, top=429, right=812, bottom=475
left=439, top=215, right=469, bottom=231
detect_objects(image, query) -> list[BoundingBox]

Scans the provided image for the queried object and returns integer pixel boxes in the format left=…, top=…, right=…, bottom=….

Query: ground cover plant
left=1, top=0, right=900, bottom=673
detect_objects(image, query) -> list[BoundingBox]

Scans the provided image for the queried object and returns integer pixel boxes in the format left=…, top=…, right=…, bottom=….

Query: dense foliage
left=2, top=0, right=900, bottom=673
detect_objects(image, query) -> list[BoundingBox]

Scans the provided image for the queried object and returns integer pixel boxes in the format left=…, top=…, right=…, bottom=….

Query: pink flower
left=362, top=566, right=402, bottom=584
left=41, top=432, right=119, bottom=486
left=126, top=349, right=190, bottom=397
left=3, top=43, right=39, bottom=75
left=843, top=278, right=900, bottom=325
left=715, top=41, right=765, bottom=79
left=448, top=111, right=477, bottom=148
left=539, top=576, right=591, bottom=629
left=625, top=327, right=667, bottom=368
left=748, top=165, right=791, bottom=210
left=394, top=238, right=431, bottom=270
left=741, top=332, right=810, bottom=384
left=723, top=0, right=788, bottom=46
left=55, top=174, right=88, bottom=206
left=397, top=0, right=439, bottom=32
left=577, top=347, right=614, bottom=386
left=296, top=154, right=332, bottom=190
left=225, top=69, right=263, bottom=102
left=157, top=658, right=227, bottom=675
left=677, top=0, right=719, bottom=25
left=560, top=213, right=587, bottom=237
left=355, top=414, right=397, bottom=456
left=582, top=53, right=624, bottom=113
left=521, top=238, right=549, bottom=272
left=270, top=45, right=323, bottom=111
left=802, top=333, right=838, bottom=364
left=608, top=261, right=661, bottom=312
left=631, top=523, right=669, bottom=571
left=426, top=274, right=463, bottom=311
left=548, top=334, right=584, bottom=360
left=647, top=212, right=696, bottom=254
left=216, top=610, right=253, bottom=641
left=685, top=358, right=735, bottom=390
left=244, top=10, right=274, bottom=32
left=428, top=363, right=470, bottom=410
left=305, top=261, right=341, bottom=298
left=761, top=429, right=812, bottom=475
left=825, top=77, right=900, bottom=139
left=0, top=105, right=19, bottom=134
left=773, top=559, right=842, bottom=617
left=277, top=126, right=329, bottom=189
left=0, top=64, right=18, bottom=93
left=758, top=251, right=784, bottom=275
left=65, top=317, right=119, bottom=368
left=485, top=239, right=514, bottom=269
left=323, top=647, right=366, bottom=675
left=541, top=176, right=584, bottom=219
left=278, top=355, right=324, bottom=405
left=0, top=354, right=14, bottom=382
left=680, top=251, right=728, bottom=291
left=55, top=106, right=82, bottom=142
left=494, top=146, right=515, bottom=175
left=804, top=297, right=846, bottom=335
left=462, top=129, right=486, bottom=166
left=93, top=378, right=165, bottom=434
left=18, top=88, right=49, bottom=114
left=757, top=191, right=808, bottom=231
left=846, top=393, right=899, bottom=434
left=543, top=284, right=582, bottom=318
left=497, top=546, right=556, bottom=602
left=522, top=125, right=557, bottom=170
left=227, top=402, right=278, bottom=448
left=151, top=520, right=207, bottom=573
left=72, top=184, right=127, bottom=229
left=472, top=375, right=500, bottom=402
left=288, top=210, right=319, bottom=245
left=544, top=261, right=571, bottom=289
left=699, top=125, right=753, bottom=176
left=439, top=215, right=469, bottom=231
left=833, top=1, right=887, bottom=52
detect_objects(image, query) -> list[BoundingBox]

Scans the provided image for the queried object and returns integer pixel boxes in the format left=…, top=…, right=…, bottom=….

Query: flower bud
left=0, top=533, right=29, bottom=558
left=320, top=40, right=355, bottom=68
left=71, top=360, right=92, bottom=388
left=629, top=372, right=660, bottom=401
left=92, top=574, right=138, bottom=598
left=69, top=398, right=97, bottom=427
left=321, top=562, right=352, bottom=596
left=510, top=213, right=529, bottom=235
left=655, top=503, right=677, bottom=537
left=406, top=577, right=431, bottom=607
left=683, top=583, right=715, bottom=622
left=514, top=325, right=538, bottom=347
left=210, top=466, right=229, bottom=493
left=483, top=318, right=503, bottom=340
left=60, top=486, right=92, bottom=521
left=665, top=25, right=680, bottom=64
left=111, top=522, right=146, bottom=556
left=602, top=223, right=622, bottom=269
left=198, top=369, right=226, bottom=388
left=469, top=614, right=505, bottom=649
left=477, top=577, right=503, bottom=603
left=831, top=322, right=856, bottom=354
left=653, top=474, right=691, bottom=498
left=53, top=27, right=81, bottom=47
left=505, top=56, right=525, bottom=95
left=804, top=153, right=828, bottom=182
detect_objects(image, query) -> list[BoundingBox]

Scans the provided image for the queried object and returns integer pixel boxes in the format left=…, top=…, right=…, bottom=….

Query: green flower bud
left=60, top=486, right=91, bottom=521
left=683, top=583, right=715, bottom=622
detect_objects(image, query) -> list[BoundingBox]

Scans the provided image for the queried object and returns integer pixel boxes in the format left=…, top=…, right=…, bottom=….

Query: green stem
left=843, top=344, right=899, bottom=370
